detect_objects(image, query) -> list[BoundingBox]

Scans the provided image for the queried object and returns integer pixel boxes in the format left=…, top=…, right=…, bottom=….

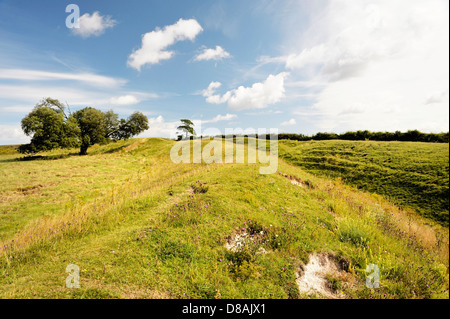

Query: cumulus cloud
left=281, top=118, right=296, bottom=126
left=194, top=46, right=231, bottom=61
left=202, top=72, right=289, bottom=110
left=0, top=124, right=29, bottom=145
left=71, top=11, right=116, bottom=38
left=109, top=95, right=140, bottom=106
left=285, top=0, right=449, bottom=132
left=128, top=19, right=203, bottom=71
left=201, top=82, right=230, bottom=104
left=137, top=116, right=179, bottom=138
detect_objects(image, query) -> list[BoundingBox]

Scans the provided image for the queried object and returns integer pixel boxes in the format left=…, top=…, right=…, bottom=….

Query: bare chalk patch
left=296, top=253, right=350, bottom=299
left=290, top=179, right=304, bottom=187
left=225, top=232, right=247, bottom=252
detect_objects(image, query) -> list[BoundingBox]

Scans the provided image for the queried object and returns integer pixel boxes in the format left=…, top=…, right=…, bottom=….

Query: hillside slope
left=0, top=138, right=448, bottom=299
left=279, top=140, right=449, bottom=226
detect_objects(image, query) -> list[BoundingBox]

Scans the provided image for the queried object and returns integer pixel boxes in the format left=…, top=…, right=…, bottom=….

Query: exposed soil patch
left=296, top=252, right=352, bottom=299
left=278, top=172, right=314, bottom=188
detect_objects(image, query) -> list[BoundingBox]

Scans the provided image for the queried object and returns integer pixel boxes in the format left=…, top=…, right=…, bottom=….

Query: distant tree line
left=276, top=130, right=449, bottom=143
left=214, top=130, right=448, bottom=143
left=214, top=130, right=447, bottom=143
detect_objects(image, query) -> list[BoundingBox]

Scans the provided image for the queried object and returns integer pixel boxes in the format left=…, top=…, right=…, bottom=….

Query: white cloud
left=0, top=124, right=29, bottom=145
left=127, top=19, right=203, bottom=71
left=201, top=82, right=230, bottom=104
left=137, top=116, right=179, bottom=138
left=285, top=0, right=449, bottom=132
left=0, top=84, right=109, bottom=105
left=202, top=81, right=222, bottom=97
left=194, top=46, right=231, bottom=61
left=72, top=11, right=116, bottom=38
left=109, top=95, right=140, bottom=106
left=0, top=68, right=126, bottom=88
left=281, top=118, right=296, bottom=126
left=0, top=105, right=33, bottom=113
left=202, top=113, right=237, bottom=123
left=0, top=84, right=157, bottom=112
left=425, top=90, right=449, bottom=105
left=202, top=72, right=289, bottom=110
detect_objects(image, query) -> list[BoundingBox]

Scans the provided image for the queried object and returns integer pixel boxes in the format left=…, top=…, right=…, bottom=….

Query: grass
left=0, top=138, right=448, bottom=299
left=279, top=140, right=449, bottom=226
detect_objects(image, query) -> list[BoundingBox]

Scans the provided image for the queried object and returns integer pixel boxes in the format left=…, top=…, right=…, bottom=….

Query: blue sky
left=0, top=0, right=448, bottom=144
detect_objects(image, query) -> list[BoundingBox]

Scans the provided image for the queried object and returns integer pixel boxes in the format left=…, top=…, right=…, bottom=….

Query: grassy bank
left=0, top=138, right=448, bottom=298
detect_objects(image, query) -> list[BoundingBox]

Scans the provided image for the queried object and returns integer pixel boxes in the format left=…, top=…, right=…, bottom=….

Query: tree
left=103, top=110, right=120, bottom=139
left=19, top=98, right=150, bottom=155
left=112, top=112, right=149, bottom=140
left=177, top=119, right=196, bottom=140
left=19, top=98, right=79, bottom=154
left=71, top=107, right=107, bottom=155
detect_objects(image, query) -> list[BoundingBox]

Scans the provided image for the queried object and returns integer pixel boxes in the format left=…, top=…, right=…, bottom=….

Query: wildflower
left=282, top=268, right=285, bottom=271
left=112, top=250, right=115, bottom=253
left=219, top=259, right=222, bottom=262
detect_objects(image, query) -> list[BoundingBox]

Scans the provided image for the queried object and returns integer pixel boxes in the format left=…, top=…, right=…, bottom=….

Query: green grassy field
left=0, top=138, right=448, bottom=299
left=279, top=140, right=449, bottom=226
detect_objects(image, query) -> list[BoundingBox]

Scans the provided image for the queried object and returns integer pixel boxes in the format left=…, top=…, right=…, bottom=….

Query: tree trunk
left=80, top=143, right=88, bottom=155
